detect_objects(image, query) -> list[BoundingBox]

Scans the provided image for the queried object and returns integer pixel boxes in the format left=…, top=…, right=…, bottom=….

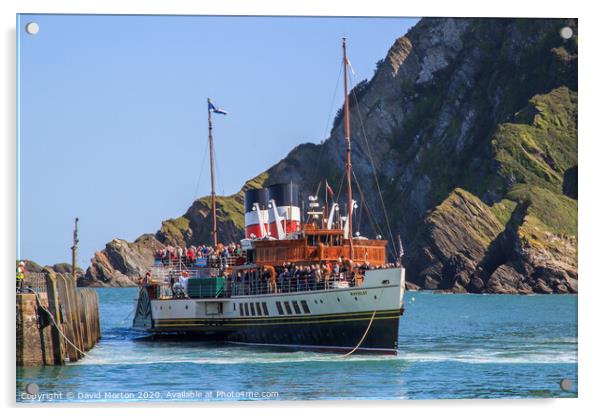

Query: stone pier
left=16, top=274, right=101, bottom=367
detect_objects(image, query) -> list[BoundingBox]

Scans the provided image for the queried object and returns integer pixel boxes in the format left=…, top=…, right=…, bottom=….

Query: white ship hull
left=133, top=267, right=405, bottom=354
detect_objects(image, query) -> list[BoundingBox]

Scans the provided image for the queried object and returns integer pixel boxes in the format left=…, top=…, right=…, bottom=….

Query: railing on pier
left=22, top=272, right=48, bottom=293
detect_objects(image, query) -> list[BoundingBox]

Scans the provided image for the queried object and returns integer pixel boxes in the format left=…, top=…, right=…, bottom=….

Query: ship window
left=255, top=302, right=262, bottom=316
left=250, top=303, right=256, bottom=316
left=300, top=300, right=310, bottom=314
left=284, top=301, right=292, bottom=315
left=276, top=301, right=284, bottom=315
left=262, top=302, right=269, bottom=315
left=239, top=304, right=244, bottom=316
left=244, top=303, right=249, bottom=316
left=292, top=301, right=302, bottom=315
left=233, top=303, right=236, bottom=310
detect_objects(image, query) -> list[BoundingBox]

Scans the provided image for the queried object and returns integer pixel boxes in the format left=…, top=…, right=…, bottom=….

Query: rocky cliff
left=84, top=17, right=577, bottom=293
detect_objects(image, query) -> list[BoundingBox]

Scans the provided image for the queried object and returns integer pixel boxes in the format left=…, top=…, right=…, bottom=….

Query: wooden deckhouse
left=252, top=227, right=387, bottom=267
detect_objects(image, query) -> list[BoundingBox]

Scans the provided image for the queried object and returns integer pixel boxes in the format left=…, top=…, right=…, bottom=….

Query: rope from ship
left=341, top=286, right=386, bottom=358
left=120, top=307, right=135, bottom=324
left=27, top=288, right=90, bottom=358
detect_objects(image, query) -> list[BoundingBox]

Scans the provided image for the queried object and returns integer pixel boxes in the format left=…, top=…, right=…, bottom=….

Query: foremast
left=208, top=98, right=218, bottom=247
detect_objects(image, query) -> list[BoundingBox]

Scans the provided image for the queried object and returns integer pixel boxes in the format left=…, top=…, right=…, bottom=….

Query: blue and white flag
left=208, top=99, right=228, bottom=115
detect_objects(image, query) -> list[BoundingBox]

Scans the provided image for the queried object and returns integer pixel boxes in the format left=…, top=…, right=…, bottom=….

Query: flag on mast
left=208, top=99, right=228, bottom=115
left=325, top=180, right=334, bottom=198
left=398, top=235, right=404, bottom=258
left=345, top=57, right=355, bottom=75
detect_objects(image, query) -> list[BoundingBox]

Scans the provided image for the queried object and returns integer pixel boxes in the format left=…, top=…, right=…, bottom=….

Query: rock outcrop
left=86, top=17, right=577, bottom=292
left=81, top=234, right=163, bottom=287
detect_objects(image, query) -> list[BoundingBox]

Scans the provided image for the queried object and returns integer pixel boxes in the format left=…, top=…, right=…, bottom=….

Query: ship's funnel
left=244, top=188, right=269, bottom=238
left=267, top=183, right=300, bottom=238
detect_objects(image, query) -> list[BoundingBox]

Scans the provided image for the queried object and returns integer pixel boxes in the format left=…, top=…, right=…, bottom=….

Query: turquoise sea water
left=17, top=288, right=578, bottom=402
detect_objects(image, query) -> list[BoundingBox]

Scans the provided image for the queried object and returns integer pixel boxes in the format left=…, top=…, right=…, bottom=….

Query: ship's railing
left=226, top=272, right=361, bottom=297
left=154, top=256, right=241, bottom=268
left=147, top=258, right=396, bottom=299
left=146, top=268, right=363, bottom=299
left=151, top=257, right=241, bottom=278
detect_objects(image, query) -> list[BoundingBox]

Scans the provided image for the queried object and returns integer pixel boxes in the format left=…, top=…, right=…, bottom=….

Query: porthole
left=185, top=305, right=189, bottom=310
left=354, top=297, right=358, bottom=301
left=337, top=298, right=340, bottom=302
left=320, top=299, right=324, bottom=304
left=374, top=295, right=377, bottom=299
left=314, top=300, right=318, bottom=304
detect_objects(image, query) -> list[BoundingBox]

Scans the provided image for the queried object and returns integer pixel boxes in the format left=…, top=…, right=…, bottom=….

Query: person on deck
left=186, top=247, right=196, bottom=264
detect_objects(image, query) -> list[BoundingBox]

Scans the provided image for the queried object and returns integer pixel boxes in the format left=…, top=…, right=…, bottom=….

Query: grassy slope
left=420, top=85, right=577, bottom=282
left=158, top=172, right=270, bottom=245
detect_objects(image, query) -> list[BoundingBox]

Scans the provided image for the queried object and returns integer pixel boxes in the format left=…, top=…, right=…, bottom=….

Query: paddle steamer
left=133, top=38, right=406, bottom=354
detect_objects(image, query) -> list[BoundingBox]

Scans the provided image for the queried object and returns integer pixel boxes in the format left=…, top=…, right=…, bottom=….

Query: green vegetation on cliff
left=492, top=87, right=577, bottom=195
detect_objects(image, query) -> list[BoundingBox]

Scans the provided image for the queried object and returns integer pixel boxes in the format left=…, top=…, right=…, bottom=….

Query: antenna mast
left=343, top=37, right=354, bottom=259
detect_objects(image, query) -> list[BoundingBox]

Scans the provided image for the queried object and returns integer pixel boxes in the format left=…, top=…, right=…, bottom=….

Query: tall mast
left=343, top=37, right=354, bottom=258
left=208, top=98, right=218, bottom=247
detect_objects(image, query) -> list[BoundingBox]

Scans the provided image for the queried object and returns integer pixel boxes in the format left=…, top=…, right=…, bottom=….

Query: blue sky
left=17, top=14, right=418, bottom=267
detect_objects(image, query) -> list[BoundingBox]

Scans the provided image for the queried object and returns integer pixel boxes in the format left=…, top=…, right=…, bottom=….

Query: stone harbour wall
left=16, top=274, right=101, bottom=367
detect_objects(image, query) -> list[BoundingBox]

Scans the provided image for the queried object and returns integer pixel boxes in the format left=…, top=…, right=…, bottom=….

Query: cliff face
left=85, top=17, right=577, bottom=292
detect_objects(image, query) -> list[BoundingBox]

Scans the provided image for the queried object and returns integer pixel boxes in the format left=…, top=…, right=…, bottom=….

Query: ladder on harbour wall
left=16, top=273, right=102, bottom=367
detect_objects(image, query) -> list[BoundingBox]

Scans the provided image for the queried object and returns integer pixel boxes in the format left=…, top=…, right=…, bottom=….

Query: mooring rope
left=120, top=307, right=135, bottom=325
left=27, top=288, right=89, bottom=358
left=341, top=286, right=386, bottom=358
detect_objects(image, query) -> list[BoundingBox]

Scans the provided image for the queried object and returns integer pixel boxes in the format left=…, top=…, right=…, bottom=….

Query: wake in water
left=17, top=289, right=578, bottom=401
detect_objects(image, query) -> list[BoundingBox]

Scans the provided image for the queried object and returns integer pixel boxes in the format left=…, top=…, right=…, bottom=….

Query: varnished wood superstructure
left=253, top=230, right=387, bottom=267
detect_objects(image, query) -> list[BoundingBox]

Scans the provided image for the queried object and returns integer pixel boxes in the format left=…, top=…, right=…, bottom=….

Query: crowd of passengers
left=154, top=242, right=243, bottom=266
left=230, top=260, right=400, bottom=295
left=148, top=241, right=400, bottom=295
